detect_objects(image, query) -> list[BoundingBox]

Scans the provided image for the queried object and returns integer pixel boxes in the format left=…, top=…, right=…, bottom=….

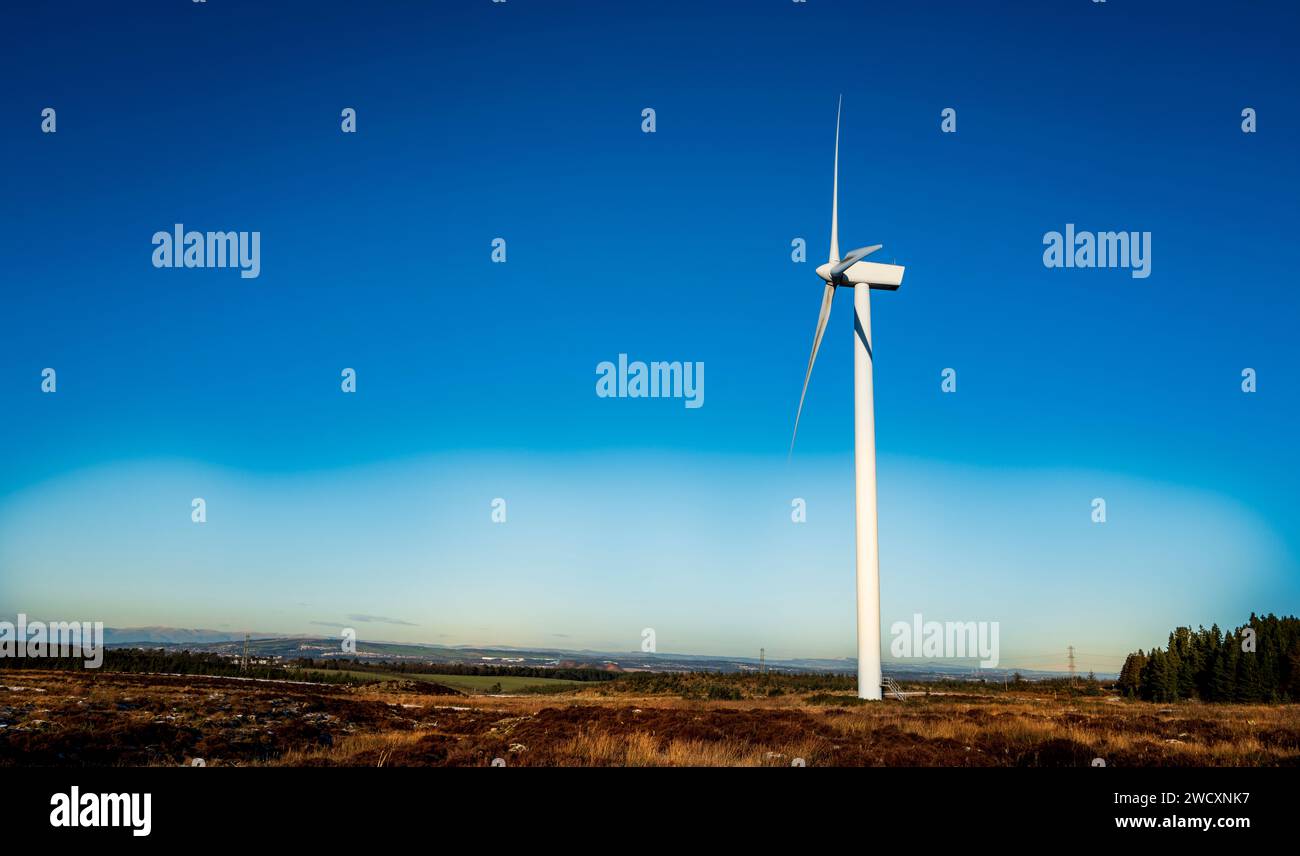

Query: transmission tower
left=242, top=634, right=250, bottom=672
left=1067, top=645, right=1076, bottom=685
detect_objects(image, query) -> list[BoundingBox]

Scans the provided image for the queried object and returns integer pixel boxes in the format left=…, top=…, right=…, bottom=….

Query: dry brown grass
left=4, top=670, right=1297, bottom=767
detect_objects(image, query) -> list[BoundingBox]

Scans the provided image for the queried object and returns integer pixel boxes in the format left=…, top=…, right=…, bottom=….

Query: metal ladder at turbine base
left=882, top=676, right=905, bottom=701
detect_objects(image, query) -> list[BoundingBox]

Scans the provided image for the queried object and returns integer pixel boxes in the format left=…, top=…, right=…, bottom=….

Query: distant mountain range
left=94, top=626, right=1110, bottom=679
left=103, top=627, right=276, bottom=645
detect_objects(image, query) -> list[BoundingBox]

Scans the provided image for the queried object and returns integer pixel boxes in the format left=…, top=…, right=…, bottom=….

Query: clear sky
left=2, top=1, right=1297, bottom=674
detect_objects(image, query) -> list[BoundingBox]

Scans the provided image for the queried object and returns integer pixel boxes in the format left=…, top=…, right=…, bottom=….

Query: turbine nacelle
left=816, top=263, right=905, bottom=291
left=815, top=244, right=904, bottom=290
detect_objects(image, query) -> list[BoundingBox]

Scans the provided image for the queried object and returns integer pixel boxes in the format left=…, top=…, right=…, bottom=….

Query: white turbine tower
left=791, top=97, right=904, bottom=701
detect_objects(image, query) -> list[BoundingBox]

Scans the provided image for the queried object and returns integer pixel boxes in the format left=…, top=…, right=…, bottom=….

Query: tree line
left=0, top=648, right=366, bottom=684
left=2, top=648, right=290, bottom=680
left=1117, top=613, right=1300, bottom=702
left=291, top=658, right=620, bottom=682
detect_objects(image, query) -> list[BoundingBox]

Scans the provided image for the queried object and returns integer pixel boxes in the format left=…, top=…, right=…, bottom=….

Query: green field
left=307, top=669, right=588, bottom=694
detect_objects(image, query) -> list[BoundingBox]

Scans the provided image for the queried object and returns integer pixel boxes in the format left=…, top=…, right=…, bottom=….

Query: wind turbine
left=790, top=97, right=904, bottom=701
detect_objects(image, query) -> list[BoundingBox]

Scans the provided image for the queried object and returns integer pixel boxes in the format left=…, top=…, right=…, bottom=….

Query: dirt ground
left=3, top=670, right=1298, bottom=767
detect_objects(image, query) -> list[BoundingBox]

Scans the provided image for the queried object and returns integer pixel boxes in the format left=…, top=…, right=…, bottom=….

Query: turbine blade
left=830, top=244, right=882, bottom=276
left=830, top=95, right=841, bottom=264
left=791, top=283, right=837, bottom=455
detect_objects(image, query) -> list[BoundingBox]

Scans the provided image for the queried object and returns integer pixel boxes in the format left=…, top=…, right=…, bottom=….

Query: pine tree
left=1285, top=642, right=1300, bottom=702
left=1236, top=650, right=1263, bottom=702
left=1141, top=649, right=1170, bottom=702
left=1118, top=650, right=1147, bottom=698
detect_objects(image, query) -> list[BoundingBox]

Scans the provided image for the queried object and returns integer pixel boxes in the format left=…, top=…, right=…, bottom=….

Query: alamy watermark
left=596, top=355, right=703, bottom=409
left=889, top=612, right=1000, bottom=668
left=50, top=787, right=150, bottom=837
left=0, top=614, right=104, bottom=668
left=1043, top=224, right=1150, bottom=279
left=152, top=223, right=261, bottom=279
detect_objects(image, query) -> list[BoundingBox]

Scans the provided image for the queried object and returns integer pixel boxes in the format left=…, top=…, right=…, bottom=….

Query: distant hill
left=102, top=627, right=283, bottom=645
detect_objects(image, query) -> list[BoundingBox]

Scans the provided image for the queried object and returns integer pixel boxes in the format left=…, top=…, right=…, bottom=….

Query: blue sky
left=1, top=1, right=1297, bottom=673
